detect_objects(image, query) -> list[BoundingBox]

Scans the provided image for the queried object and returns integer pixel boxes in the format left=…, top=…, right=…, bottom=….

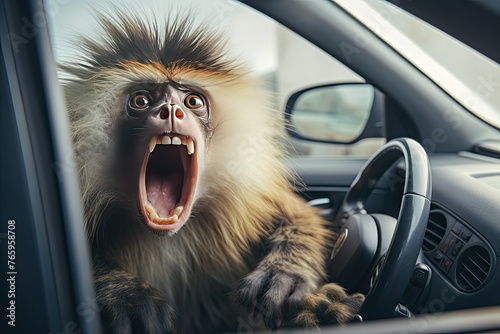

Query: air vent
left=422, top=211, right=447, bottom=252
left=456, top=245, right=492, bottom=292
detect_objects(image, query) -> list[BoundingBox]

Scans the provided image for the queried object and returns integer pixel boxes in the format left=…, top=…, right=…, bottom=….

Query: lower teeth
left=145, top=203, right=183, bottom=224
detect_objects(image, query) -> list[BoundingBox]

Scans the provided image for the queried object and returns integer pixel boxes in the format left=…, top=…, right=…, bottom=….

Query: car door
left=0, top=0, right=101, bottom=333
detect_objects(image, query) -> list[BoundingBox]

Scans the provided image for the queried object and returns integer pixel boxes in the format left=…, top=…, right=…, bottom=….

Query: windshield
left=335, top=0, right=500, bottom=129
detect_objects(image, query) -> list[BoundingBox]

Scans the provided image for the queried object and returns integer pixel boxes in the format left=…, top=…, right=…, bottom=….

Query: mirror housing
left=285, top=83, right=385, bottom=144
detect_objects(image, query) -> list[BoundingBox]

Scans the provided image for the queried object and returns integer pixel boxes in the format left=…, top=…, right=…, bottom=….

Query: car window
left=335, top=0, right=500, bottom=129
left=45, top=0, right=386, bottom=158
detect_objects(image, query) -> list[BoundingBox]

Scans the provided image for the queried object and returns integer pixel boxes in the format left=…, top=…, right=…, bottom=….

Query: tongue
left=145, top=146, right=184, bottom=218
left=147, top=171, right=182, bottom=217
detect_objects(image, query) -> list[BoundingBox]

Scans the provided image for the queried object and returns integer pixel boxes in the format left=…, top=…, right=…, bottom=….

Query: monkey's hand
left=294, top=283, right=365, bottom=328
left=236, top=257, right=320, bottom=329
left=94, top=262, right=175, bottom=334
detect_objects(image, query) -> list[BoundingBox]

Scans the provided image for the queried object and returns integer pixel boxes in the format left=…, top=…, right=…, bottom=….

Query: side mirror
left=285, top=83, right=385, bottom=144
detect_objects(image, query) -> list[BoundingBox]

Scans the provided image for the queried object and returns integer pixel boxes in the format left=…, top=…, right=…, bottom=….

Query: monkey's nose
left=174, top=106, right=185, bottom=120
left=159, top=104, right=185, bottom=120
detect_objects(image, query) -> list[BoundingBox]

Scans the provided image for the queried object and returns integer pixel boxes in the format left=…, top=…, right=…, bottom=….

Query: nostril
left=159, top=108, right=169, bottom=120
left=174, top=108, right=185, bottom=120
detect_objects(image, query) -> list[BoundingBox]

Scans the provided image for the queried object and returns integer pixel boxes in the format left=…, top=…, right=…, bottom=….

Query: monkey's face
left=64, top=14, right=284, bottom=238
left=116, top=82, right=209, bottom=234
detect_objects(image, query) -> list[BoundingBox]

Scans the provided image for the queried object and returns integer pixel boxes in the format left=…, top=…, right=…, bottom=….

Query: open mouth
left=138, top=134, right=197, bottom=232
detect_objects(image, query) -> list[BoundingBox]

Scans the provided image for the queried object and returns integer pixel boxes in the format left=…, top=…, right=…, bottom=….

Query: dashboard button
left=441, top=235, right=454, bottom=254
left=434, top=252, right=443, bottom=264
left=452, top=240, right=464, bottom=256
left=451, top=222, right=463, bottom=235
left=460, top=228, right=473, bottom=241
left=441, top=257, right=452, bottom=274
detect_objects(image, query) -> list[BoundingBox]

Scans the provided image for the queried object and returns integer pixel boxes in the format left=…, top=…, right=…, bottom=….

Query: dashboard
left=291, top=151, right=500, bottom=317
left=416, top=153, right=500, bottom=313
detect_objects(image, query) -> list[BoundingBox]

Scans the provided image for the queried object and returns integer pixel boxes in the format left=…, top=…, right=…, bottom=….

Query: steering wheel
left=328, top=137, right=431, bottom=320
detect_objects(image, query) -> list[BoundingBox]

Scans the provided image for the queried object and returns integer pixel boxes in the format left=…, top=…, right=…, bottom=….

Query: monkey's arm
left=93, top=260, right=175, bottom=334
left=236, top=194, right=364, bottom=329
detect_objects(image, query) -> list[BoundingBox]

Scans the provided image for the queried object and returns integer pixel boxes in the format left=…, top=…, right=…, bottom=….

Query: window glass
left=45, top=0, right=385, bottom=158
left=335, top=0, right=500, bottom=129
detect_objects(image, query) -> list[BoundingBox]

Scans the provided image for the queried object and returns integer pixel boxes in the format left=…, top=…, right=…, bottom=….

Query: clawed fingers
left=235, top=267, right=316, bottom=329
left=294, top=283, right=365, bottom=328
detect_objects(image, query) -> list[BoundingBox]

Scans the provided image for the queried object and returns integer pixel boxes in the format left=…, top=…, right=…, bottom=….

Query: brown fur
left=62, top=11, right=363, bottom=333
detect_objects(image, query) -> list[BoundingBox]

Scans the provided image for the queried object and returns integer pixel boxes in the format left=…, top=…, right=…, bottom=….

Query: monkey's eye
left=184, top=94, right=204, bottom=109
left=129, top=92, right=152, bottom=110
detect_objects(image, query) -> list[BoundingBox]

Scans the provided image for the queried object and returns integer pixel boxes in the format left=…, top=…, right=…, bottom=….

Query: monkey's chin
left=138, top=134, right=198, bottom=233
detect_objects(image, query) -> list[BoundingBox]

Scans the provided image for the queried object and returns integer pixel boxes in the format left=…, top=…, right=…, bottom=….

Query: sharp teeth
left=149, top=138, right=156, bottom=153
left=171, top=206, right=183, bottom=216
left=162, top=136, right=171, bottom=145
left=149, top=211, right=159, bottom=220
left=170, top=214, right=178, bottom=223
left=172, top=136, right=181, bottom=145
left=145, top=204, right=155, bottom=214
left=186, top=138, right=195, bottom=155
